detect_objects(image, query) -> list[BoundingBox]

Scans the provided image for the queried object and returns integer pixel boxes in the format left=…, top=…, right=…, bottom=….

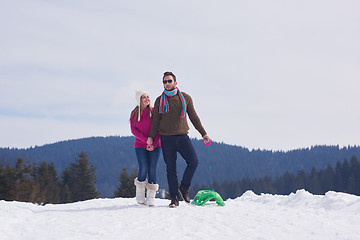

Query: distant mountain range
left=1, top=136, right=359, bottom=197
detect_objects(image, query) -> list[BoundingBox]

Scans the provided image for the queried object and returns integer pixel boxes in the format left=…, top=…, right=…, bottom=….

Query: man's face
left=163, top=75, right=177, bottom=91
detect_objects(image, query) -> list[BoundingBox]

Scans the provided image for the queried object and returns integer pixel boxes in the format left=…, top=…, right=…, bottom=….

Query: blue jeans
left=160, top=135, right=199, bottom=198
left=135, top=147, right=160, bottom=184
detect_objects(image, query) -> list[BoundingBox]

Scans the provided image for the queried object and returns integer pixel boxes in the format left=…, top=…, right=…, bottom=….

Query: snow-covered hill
left=1, top=190, right=359, bottom=240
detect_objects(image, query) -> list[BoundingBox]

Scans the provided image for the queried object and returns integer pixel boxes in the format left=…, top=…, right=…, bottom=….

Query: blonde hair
left=130, top=94, right=152, bottom=125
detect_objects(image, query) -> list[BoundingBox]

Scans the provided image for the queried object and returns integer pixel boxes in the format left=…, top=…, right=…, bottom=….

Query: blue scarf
left=159, top=87, right=187, bottom=117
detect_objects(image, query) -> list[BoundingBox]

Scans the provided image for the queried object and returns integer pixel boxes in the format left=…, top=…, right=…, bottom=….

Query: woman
left=130, top=90, right=161, bottom=206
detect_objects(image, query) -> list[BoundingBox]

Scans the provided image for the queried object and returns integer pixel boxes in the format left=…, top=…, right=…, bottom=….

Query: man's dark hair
left=163, top=71, right=176, bottom=82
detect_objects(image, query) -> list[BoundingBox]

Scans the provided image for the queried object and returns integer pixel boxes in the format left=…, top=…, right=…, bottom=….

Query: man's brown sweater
left=149, top=92, right=207, bottom=139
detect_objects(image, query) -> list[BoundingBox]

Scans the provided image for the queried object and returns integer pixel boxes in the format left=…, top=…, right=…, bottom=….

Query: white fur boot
left=146, top=183, right=159, bottom=207
left=134, top=178, right=148, bottom=205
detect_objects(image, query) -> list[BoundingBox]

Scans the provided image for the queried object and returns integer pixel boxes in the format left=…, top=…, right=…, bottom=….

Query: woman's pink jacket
left=130, top=107, right=161, bottom=149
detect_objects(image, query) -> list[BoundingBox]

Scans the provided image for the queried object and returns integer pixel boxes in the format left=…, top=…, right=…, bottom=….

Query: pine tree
left=334, top=161, right=344, bottom=192
left=219, top=180, right=230, bottom=199
left=114, top=167, right=137, bottom=198
left=232, top=181, right=243, bottom=197
left=60, top=167, right=72, bottom=203
left=294, top=169, right=306, bottom=192
left=9, top=158, right=35, bottom=202
left=33, top=161, right=61, bottom=204
left=228, top=181, right=239, bottom=199
left=319, top=164, right=335, bottom=194
left=261, top=176, right=276, bottom=194
left=276, top=171, right=296, bottom=195
left=0, top=164, right=9, bottom=199
left=62, top=151, right=99, bottom=202
left=348, top=156, right=360, bottom=195
left=341, top=159, right=351, bottom=192
left=309, top=167, right=321, bottom=194
left=0, top=164, right=15, bottom=200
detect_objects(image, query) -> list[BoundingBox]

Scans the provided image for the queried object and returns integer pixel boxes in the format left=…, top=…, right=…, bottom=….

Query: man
left=147, top=71, right=210, bottom=208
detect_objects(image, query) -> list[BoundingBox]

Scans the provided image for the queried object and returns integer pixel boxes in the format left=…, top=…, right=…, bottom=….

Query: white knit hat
left=135, top=89, right=147, bottom=121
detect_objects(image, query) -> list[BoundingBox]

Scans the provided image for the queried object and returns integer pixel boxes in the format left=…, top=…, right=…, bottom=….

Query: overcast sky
left=1, top=0, right=359, bottom=151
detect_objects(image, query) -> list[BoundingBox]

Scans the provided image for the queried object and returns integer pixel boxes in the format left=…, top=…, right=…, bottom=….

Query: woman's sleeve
left=130, top=117, right=148, bottom=143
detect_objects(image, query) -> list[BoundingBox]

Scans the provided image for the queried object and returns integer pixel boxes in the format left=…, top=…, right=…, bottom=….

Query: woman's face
left=141, top=94, right=150, bottom=108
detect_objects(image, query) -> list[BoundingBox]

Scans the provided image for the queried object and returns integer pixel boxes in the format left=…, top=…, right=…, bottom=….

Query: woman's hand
left=146, top=137, right=153, bottom=146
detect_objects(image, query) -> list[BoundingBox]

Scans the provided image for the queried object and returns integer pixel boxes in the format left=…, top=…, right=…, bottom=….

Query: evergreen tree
left=348, top=156, right=360, bottom=195
left=114, top=167, right=137, bottom=198
left=347, top=174, right=357, bottom=195
left=309, top=167, right=321, bottom=194
left=227, top=181, right=238, bottom=199
left=213, top=181, right=226, bottom=199
left=47, top=162, right=61, bottom=202
left=219, top=180, right=230, bottom=199
left=261, top=176, right=276, bottom=194
left=276, top=171, right=295, bottom=195
left=240, top=177, right=254, bottom=194
left=319, top=164, right=335, bottom=194
left=294, top=169, right=306, bottom=192
left=60, top=167, right=72, bottom=203
left=334, top=161, right=344, bottom=192
left=231, top=180, right=243, bottom=198
left=62, top=151, right=99, bottom=202
left=0, top=164, right=15, bottom=200
left=0, top=164, right=9, bottom=199
left=341, top=159, right=351, bottom=191
left=33, top=161, right=61, bottom=204
left=9, top=158, right=34, bottom=202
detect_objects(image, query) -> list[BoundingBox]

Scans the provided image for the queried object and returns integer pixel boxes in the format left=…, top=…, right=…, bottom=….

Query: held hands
left=146, top=137, right=154, bottom=151
left=146, top=144, right=154, bottom=151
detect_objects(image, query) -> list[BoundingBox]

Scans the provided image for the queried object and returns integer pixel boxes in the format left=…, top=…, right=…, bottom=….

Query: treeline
left=2, top=153, right=359, bottom=203
left=0, top=151, right=99, bottom=204
left=190, top=155, right=360, bottom=199
left=2, top=136, right=360, bottom=197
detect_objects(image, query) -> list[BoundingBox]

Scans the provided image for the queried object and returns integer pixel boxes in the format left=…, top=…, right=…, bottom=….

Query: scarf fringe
left=159, top=87, right=187, bottom=117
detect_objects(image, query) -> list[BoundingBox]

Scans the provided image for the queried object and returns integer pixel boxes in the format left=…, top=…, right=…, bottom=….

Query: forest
left=190, top=155, right=360, bottom=199
left=0, top=151, right=99, bottom=204
left=1, top=152, right=359, bottom=204
left=1, top=136, right=360, bottom=198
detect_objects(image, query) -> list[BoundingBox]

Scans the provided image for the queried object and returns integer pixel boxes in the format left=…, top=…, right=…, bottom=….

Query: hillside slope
left=1, top=136, right=359, bottom=197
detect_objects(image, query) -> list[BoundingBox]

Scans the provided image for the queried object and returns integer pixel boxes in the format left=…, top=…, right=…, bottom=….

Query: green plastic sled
left=191, top=190, right=225, bottom=206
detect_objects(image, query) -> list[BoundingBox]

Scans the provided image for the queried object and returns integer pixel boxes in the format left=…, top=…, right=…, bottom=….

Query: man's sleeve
left=186, top=95, right=207, bottom=137
left=149, top=97, right=161, bottom=139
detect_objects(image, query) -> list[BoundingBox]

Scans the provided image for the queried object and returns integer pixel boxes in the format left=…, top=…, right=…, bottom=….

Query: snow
left=1, top=189, right=359, bottom=240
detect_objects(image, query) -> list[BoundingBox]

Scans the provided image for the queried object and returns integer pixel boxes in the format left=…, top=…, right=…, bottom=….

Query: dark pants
left=160, top=134, right=199, bottom=198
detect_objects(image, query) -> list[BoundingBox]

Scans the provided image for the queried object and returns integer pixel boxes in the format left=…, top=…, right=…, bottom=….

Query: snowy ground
left=1, top=189, right=359, bottom=240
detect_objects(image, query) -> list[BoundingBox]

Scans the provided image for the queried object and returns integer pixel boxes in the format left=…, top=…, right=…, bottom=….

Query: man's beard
left=165, top=86, right=176, bottom=91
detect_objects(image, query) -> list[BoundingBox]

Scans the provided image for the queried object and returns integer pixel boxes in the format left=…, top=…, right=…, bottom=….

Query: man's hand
left=203, top=134, right=210, bottom=144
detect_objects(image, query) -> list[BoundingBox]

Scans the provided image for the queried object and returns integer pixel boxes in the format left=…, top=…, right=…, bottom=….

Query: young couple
left=129, top=71, right=210, bottom=208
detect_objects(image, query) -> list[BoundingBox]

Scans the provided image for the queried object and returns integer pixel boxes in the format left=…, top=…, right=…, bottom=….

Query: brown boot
left=169, top=197, right=179, bottom=208
left=179, top=186, right=190, bottom=203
